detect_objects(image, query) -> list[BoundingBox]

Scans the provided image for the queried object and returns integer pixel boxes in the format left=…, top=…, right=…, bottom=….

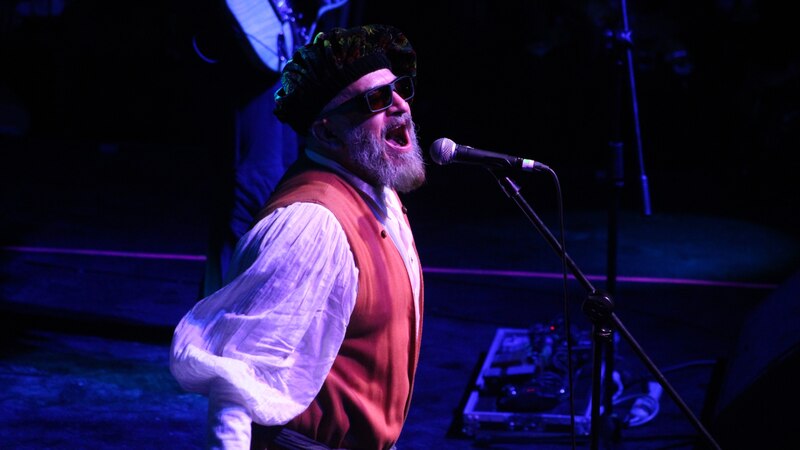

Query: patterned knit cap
left=274, top=24, right=416, bottom=135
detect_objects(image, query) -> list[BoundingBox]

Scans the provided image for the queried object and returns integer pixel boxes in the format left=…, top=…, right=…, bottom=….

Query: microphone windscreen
left=429, top=138, right=456, bottom=165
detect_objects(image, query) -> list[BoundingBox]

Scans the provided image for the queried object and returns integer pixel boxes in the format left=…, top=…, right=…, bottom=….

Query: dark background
left=2, top=0, right=798, bottom=230
left=2, top=1, right=800, bottom=448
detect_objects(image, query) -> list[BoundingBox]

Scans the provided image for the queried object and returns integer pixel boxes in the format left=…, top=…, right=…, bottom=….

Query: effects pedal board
left=462, top=325, right=593, bottom=440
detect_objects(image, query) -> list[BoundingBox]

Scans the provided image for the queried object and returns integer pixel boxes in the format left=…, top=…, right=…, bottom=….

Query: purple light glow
left=2, top=245, right=778, bottom=290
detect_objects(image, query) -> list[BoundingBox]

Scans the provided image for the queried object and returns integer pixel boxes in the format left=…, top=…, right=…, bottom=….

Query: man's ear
left=310, top=118, right=343, bottom=151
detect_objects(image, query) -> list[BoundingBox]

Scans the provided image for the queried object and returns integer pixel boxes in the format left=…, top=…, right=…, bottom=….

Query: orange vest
left=253, top=166, right=424, bottom=450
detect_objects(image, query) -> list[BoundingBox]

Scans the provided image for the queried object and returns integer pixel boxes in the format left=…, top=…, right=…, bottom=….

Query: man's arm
left=170, top=203, right=358, bottom=447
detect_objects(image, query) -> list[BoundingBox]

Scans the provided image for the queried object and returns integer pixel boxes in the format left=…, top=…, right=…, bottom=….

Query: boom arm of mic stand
left=490, top=170, right=721, bottom=450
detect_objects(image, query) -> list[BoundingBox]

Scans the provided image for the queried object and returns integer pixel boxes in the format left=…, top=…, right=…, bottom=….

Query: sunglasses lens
left=395, top=77, right=415, bottom=100
left=366, top=85, right=393, bottom=112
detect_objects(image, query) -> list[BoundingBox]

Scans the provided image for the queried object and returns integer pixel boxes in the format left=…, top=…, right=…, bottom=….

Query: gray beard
left=346, top=117, right=426, bottom=193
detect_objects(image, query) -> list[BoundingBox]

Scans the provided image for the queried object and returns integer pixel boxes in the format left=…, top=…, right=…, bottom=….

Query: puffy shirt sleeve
left=169, top=202, right=358, bottom=430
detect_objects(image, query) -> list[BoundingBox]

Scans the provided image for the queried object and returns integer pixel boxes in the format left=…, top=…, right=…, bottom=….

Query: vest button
left=381, top=230, right=388, bottom=238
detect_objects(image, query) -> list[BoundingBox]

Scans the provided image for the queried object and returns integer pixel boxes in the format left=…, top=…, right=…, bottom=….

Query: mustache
left=384, top=112, right=414, bottom=132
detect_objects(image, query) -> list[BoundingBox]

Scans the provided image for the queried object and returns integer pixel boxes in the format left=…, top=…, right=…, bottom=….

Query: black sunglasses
left=324, top=76, right=415, bottom=116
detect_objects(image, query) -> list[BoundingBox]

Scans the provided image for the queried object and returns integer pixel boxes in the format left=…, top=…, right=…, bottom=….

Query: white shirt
left=169, top=150, right=421, bottom=449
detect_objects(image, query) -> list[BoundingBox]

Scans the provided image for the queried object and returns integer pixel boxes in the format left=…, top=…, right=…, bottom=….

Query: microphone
left=429, top=137, right=550, bottom=172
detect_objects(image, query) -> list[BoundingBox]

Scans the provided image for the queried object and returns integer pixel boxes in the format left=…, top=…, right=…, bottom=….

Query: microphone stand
left=604, top=0, right=653, bottom=295
left=488, top=170, right=720, bottom=450
left=602, top=0, right=652, bottom=440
